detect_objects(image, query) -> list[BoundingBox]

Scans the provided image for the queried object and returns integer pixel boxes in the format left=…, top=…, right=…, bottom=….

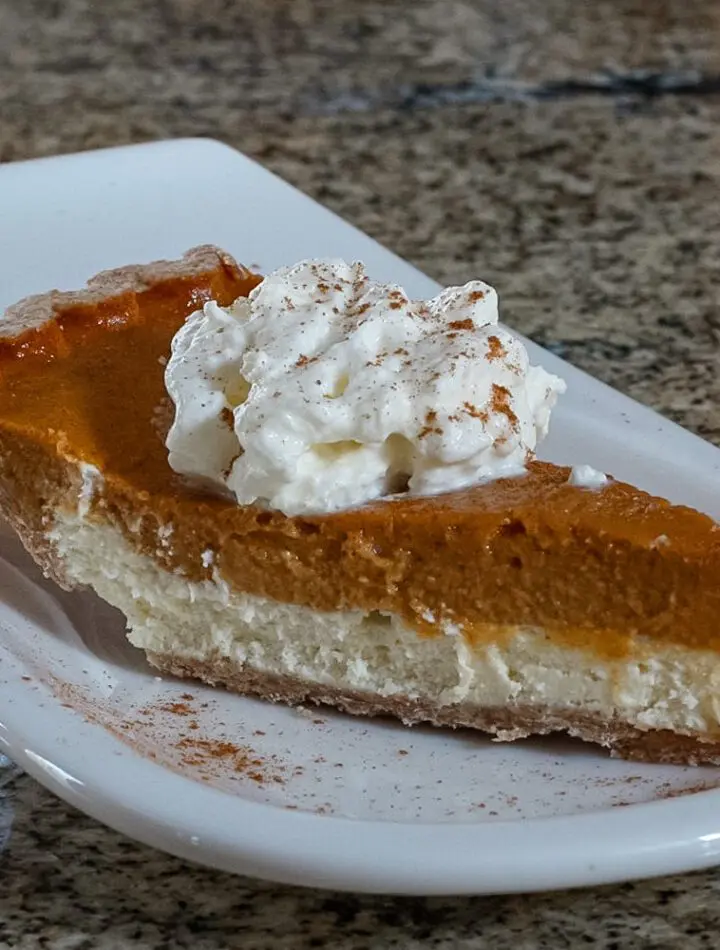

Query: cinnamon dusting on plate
left=48, top=679, right=291, bottom=788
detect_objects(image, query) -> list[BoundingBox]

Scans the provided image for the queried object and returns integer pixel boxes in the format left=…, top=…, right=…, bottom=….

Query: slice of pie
left=2, top=245, right=719, bottom=765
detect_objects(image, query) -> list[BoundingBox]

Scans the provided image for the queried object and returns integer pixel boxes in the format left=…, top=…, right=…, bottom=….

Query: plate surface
left=1, top=139, right=720, bottom=895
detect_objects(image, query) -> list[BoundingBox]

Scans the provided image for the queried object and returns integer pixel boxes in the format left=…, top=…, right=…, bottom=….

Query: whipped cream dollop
left=165, top=260, right=566, bottom=515
left=568, top=464, right=609, bottom=489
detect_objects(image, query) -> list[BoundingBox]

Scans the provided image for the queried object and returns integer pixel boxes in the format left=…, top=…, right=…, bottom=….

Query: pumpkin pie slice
left=1, top=246, right=719, bottom=765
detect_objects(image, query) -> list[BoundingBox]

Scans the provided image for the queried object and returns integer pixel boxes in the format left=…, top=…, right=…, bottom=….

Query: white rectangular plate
left=1, top=139, right=720, bottom=895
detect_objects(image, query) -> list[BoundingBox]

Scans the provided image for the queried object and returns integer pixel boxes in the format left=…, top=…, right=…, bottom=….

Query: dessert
left=1, top=245, right=719, bottom=765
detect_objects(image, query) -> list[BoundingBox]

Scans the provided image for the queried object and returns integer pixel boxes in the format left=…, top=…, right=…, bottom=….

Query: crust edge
left=148, top=652, right=720, bottom=766
left=1, top=244, right=243, bottom=339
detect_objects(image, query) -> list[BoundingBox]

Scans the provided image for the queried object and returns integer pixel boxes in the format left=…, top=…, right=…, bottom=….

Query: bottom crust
left=149, top=652, right=720, bottom=766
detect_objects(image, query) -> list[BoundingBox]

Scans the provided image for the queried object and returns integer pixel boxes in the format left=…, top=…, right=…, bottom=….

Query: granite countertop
left=2, top=1, right=720, bottom=946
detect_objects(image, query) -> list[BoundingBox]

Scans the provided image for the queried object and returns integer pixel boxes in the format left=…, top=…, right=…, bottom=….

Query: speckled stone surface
left=4, top=760, right=720, bottom=950
left=2, top=1, right=720, bottom=946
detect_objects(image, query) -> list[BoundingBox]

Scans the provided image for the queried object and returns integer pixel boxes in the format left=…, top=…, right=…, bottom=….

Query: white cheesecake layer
left=49, top=511, right=720, bottom=738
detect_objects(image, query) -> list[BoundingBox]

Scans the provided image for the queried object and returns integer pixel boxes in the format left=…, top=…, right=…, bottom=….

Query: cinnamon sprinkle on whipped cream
left=165, top=260, right=566, bottom=515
